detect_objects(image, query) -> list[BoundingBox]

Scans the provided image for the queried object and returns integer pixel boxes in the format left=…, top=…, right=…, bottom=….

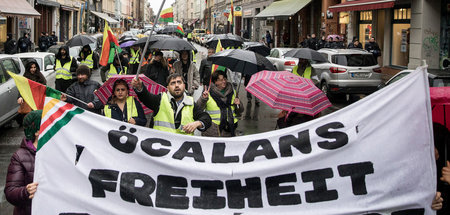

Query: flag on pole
left=228, top=0, right=234, bottom=24
left=160, top=7, right=174, bottom=22
left=99, top=22, right=122, bottom=66
left=176, top=24, right=184, bottom=35
left=7, top=71, right=61, bottom=110
left=211, top=39, right=226, bottom=74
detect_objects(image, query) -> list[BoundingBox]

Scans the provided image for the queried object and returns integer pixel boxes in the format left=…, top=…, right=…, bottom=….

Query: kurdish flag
left=37, top=97, right=84, bottom=150
left=228, top=0, right=234, bottom=24
left=100, top=22, right=122, bottom=66
left=159, top=7, right=174, bottom=22
left=7, top=71, right=61, bottom=110
left=212, top=39, right=226, bottom=74
left=176, top=24, right=184, bottom=35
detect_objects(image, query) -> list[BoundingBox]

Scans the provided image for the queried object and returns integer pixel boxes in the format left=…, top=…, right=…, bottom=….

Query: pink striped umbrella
left=95, top=75, right=167, bottom=114
left=246, top=70, right=331, bottom=116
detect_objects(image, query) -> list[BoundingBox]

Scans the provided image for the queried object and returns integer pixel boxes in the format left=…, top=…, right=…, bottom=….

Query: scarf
left=210, top=89, right=236, bottom=136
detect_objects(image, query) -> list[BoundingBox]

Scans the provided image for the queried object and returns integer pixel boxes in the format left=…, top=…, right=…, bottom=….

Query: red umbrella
left=95, top=75, right=167, bottom=114
left=246, top=70, right=331, bottom=116
left=430, top=87, right=450, bottom=130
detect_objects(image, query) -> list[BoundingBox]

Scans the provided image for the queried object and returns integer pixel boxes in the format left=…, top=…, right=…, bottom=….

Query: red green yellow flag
left=160, top=7, right=174, bottom=22
left=176, top=24, right=184, bottom=35
left=7, top=71, right=61, bottom=110
left=211, top=39, right=226, bottom=74
left=228, top=0, right=234, bottom=23
left=100, top=22, right=122, bottom=66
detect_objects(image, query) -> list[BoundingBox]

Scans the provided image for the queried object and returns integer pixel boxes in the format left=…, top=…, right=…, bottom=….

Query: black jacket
left=135, top=86, right=211, bottom=131
left=144, top=61, right=169, bottom=86
left=199, top=58, right=212, bottom=86
left=18, top=37, right=31, bottom=52
left=308, top=38, right=318, bottom=50
left=317, top=39, right=327, bottom=50
left=66, top=80, right=103, bottom=114
left=365, top=42, right=381, bottom=57
left=38, top=36, right=48, bottom=51
left=348, top=42, right=363, bottom=49
left=4, top=35, right=17, bottom=54
left=78, top=45, right=99, bottom=70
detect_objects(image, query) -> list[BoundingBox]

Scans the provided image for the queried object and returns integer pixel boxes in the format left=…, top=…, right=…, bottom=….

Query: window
left=44, top=56, right=53, bottom=70
left=391, top=8, right=411, bottom=67
left=2, top=59, right=20, bottom=74
left=0, top=64, right=7, bottom=84
left=270, top=49, right=279, bottom=58
left=331, top=54, right=377, bottom=67
left=360, top=11, right=372, bottom=21
left=358, top=11, right=373, bottom=48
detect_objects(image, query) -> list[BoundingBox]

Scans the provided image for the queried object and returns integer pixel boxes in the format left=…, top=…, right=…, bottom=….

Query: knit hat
left=154, top=50, right=163, bottom=57
left=76, top=64, right=91, bottom=77
left=23, top=110, right=43, bottom=141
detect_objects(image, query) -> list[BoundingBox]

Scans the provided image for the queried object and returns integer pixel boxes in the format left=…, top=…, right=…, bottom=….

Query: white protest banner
left=33, top=67, right=436, bottom=215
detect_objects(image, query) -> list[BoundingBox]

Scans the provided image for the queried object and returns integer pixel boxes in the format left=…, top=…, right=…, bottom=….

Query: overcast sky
left=148, top=0, right=175, bottom=15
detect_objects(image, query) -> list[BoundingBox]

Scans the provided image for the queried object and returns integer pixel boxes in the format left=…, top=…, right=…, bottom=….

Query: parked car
left=380, top=69, right=450, bottom=88
left=15, top=52, right=56, bottom=88
left=313, top=48, right=382, bottom=98
left=266, top=48, right=299, bottom=72
left=192, top=29, right=206, bottom=43
left=0, top=55, right=25, bottom=127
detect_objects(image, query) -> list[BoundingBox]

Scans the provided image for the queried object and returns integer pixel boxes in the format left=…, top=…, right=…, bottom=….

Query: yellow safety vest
left=205, top=92, right=238, bottom=125
left=104, top=96, right=138, bottom=121
left=292, top=66, right=312, bottom=79
left=108, top=64, right=128, bottom=79
left=130, top=49, right=140, bottom=64
left=80, top=53, right=94, bottom=68
left=187, top=33, right=192, bottom=39
left=192, top=50, right=197, bottom=63
left=55, top=57, right=73, bottom=80
left=153, top=93, right=195, bottom=135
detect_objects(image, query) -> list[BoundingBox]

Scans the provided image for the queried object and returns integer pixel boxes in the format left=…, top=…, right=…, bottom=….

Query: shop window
left=358, top=11, right=372, bottom=49
left=391, top=8, right=410, bottom=67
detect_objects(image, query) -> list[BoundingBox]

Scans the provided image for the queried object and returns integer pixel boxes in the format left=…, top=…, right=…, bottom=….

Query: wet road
left=0, top=41, right=352, bottom=213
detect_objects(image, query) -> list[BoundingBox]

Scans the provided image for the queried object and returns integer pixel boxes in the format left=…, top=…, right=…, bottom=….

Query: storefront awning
left=254, top=0, right=311, bottom=20
left=0, top=0, right=40, bottom=18
left=329, top=0, right=395, bottom=13
left=90, top=11, right=119, bottom=24
left=36, top=0, right=60, bottom=7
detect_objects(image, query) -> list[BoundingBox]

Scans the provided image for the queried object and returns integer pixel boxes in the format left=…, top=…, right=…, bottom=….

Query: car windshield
left=20, top=58, right=43, bottom=71
left=430, top=78, right=450, bottom=87
left=332, top=54, right=377, bottom=67
left=195, top=30, right=206, bottom=34
left=69, top=47, right=80, bottom=57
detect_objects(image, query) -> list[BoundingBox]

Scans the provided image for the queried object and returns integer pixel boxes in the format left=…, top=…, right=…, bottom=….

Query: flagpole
left=115, top=49, right=124, bottom=74
left=63, top=93, right=89, bottom=106
left=135, top=0, right=166, bottom=79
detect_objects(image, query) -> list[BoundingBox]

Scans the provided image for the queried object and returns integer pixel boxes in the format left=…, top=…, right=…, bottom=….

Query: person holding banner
left=104, top=79, right=147, bottom=126
left=173, top=50, right=200, bottom=95
left=197, top=70, right=243, bottom=137
left=131, top=73, right=211, bottom=135
left=4, top=110, right=42, bottom=215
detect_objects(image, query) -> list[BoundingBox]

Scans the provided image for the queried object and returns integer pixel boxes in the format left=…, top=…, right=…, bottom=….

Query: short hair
left=211, top=69, right=227, bottom=83
left=166, top=73, right=185, bottom=85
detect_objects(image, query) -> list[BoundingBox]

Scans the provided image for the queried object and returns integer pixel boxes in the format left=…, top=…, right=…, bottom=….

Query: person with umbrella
left=54, top=45, right=78, bottom=92
left=104, top=79, right=147, bottom=126
left=143, top=50, right=169, bottom=86
left=128, top=45, right=141, bottom=74
left=199, top=47, right=215, bottom=88
left=131, top=73, right=211, bottom=135
left=78, top=44, right=99, bottom=70
left=173, top=50, right=200, bottom=95
left=197, top=70, right=243, bottom=137
left=292, top=58, right=319, bottom=85
left=61, top=65, right=103, bottom=114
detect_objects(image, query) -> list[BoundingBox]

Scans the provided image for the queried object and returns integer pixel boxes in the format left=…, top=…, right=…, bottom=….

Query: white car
left=266, top=48, right=299, bottom=72
left=15, top=52, right=56, bottom=88
left=0, top=55, right=25, bottom=127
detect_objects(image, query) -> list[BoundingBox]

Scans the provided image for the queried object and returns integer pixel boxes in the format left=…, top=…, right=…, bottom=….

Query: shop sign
left=243, top=9, right=252, bottom=17
left=339, top=12, right=349, bottom=24
left=234, top=6, right=242, bottom=16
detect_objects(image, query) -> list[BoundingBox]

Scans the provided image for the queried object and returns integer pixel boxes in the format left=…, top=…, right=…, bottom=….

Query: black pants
left=55, top=79, right=73, bottom=93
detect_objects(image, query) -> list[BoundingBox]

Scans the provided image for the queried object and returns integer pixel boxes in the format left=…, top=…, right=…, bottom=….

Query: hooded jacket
left=55, top=45, right=78, bottom=78
left=4, top=138, right=36, bottom=215
left=79, top=44, right=99, bottom=70
left=4, top=33, right=17, bottom=54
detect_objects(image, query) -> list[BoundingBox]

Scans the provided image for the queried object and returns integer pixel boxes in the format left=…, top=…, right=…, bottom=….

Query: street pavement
left=0, top=40, right=351, bottom=213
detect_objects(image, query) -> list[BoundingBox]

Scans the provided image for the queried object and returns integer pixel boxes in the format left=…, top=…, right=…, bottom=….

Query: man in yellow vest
left=131, top=73, right=211, bottom=135
left=292, top=58, right=319, bottom=86
left=128, top=45, right=140, bottom=74
left=78, top=45, right=99, bottom=70
left=100, top=53, right=128, bottom=80
left=54, top=45, right=78, bottom=92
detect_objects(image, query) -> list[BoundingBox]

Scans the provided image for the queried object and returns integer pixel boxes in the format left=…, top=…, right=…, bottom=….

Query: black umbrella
left=283, top=48, right=328, bottom=62
left=66, top=35, right=96, bottom=47
left=244, top=42, right=271, bottom=57
left=133, top=34, right=174, bottom=47
left=209, top=49, right=275, bottom=76
left=206, top=34, right=244, bottom=49
left=149, top=37, right=196, bottom=52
